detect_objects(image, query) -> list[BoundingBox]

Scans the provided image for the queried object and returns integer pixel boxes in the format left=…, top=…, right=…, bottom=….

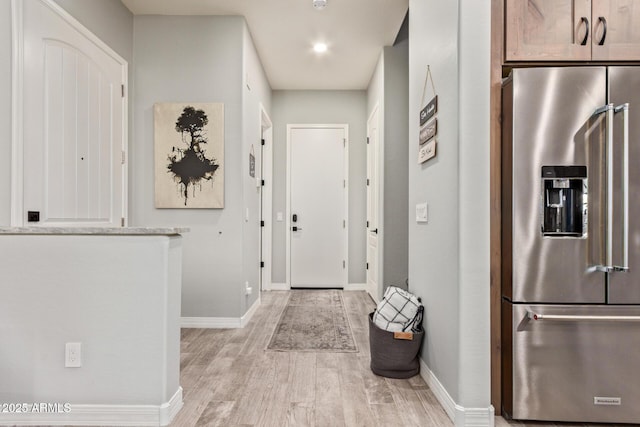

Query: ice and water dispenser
left=541, top=166, right=587, bottom=237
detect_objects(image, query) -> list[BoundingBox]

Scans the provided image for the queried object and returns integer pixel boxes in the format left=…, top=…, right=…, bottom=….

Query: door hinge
left=343, top=260, right=346, bottom=269
left=261, top=138, right=265, bottom=146
left=366, top=178, right=370, bottom=186
left=121, top=84, right=125, bottom=98
left=343, top=179, right=346, bottom=188
left=260, top=261, right=264, bottom=268
left=261, top=220, right=265, bottom=227
left=343, top=220, right=346, bottom=228
left=366, top=262, right=369, bottom=270
left=121, top=217, right=125, bottom=227
left=121, top=150, right=126, bottom=165
left=367, top=220, right=369, bottom=228
left=343, top=138, right=346, bottom=147
left=367, top=137, right=370, bottom=144
left=261, top=179, right=265, bottom=186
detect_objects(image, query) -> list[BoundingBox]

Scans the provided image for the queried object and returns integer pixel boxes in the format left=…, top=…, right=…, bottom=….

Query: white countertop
left=0, top=227, right=189, bottom=235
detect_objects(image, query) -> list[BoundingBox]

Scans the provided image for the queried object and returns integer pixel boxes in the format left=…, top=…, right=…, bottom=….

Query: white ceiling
left=120, top=0, right=409, bottom=90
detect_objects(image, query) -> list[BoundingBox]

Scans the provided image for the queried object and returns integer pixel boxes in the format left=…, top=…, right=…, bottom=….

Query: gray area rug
left=266, top=290, right=358, bottom=352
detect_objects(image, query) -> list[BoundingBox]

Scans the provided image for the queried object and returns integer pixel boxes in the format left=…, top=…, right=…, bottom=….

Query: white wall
left=0, top=234, right=182, bottom=410
left=368, top=53, right=384, bottom=121
left=271, top=90, right=367, bottom=285
left=408, top=0, right=491, bottom=420
left=0, top=0, right=11, bottom=226
left=457, top=0, right=491, bottom=410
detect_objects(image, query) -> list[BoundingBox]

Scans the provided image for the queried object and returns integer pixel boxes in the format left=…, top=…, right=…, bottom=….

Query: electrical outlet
left=245, top=286, right=253, bottom=295
left=65, top=342, right=82, bottom=368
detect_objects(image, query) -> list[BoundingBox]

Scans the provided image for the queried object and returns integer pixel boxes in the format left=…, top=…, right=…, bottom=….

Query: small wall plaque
left=419, top=118, right=437, bottom=145
left=249, top=145, right=256, bottom=178
left=418, top=139, right=437, bottom=164
left=419, top=95, right=438, bottom=126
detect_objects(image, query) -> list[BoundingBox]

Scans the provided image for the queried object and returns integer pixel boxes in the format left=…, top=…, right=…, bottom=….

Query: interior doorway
left=367, top=106, right=381, bottom=301
left=260, top=105, right=273, bottom=291
left=286, top=124, right=349, bottom=288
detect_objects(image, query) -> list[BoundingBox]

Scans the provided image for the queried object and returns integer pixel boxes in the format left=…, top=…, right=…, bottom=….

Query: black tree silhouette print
left=167, top=106, right=220, bottom=206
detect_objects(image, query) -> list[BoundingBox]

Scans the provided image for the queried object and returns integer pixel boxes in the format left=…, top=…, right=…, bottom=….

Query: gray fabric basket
left=368, top=312, right=424, bottom=379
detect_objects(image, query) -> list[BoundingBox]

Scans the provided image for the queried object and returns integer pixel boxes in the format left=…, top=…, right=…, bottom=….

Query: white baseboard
left=159, top=387, right=183, bottom=426
left=419, top=359, right=494, bottom=427
left=181, top=298, right=260, bottom=329
left=344, top=282, right=367, bottom=291
left=266, top=282, right=289, bottom=291
left=181, top=316, right=241, bottom=328
left=240, top=296, right=260, bottom=327
left=419, top=358, right=456, bottom=421
left=0, top=387, right=183, bottom=426
left=455, top=405, right=495, bottom=427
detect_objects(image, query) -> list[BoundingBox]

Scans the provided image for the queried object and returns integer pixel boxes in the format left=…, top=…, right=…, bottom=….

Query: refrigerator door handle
left=614, top=103, right=630, bottom=272
left=527, top=311, right=640, bottom=322
left=592, top=104, right=615, bottom=272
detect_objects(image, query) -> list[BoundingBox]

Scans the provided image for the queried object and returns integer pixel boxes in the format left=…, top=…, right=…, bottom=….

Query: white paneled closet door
left=18, top=0, right=127, bottom=227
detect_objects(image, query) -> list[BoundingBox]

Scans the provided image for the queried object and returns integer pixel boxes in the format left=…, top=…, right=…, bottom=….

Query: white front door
left=367, top=107, right=380, bottom=301
left=19, top=0, right=127, bottom=227
left=288, top=125, right=348, bottom=288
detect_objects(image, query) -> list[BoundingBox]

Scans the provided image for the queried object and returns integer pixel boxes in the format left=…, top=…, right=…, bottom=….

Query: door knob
left=292, top=214, right=298, bottom=222
left=292, top=226, right=303, bottom=231
left=372, top=228, right=378, bottom=234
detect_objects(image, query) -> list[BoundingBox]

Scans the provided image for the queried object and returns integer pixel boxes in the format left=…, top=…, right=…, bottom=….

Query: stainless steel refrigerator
left=502, top=67, right=640, bottom=424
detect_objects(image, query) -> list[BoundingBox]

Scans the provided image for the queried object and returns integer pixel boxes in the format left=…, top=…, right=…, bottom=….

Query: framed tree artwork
left=154, top=103, right=224, bottom=208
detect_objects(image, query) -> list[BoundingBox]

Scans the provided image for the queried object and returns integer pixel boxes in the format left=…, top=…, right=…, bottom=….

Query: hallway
left=172, top=290, right=627, bottom=427
left=172, top=291, right=452, bottom=426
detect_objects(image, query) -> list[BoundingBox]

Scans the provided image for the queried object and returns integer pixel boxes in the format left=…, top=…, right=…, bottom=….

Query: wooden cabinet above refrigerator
left=505, top=0, right=640, bottom=61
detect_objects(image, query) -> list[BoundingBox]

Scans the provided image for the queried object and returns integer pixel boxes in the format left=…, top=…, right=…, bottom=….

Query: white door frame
left=286, top=124, right=349, bottom=288
left=11, top=0, right=128, bottom=226
left=367, top=105, right=383, bottom=302
left=260, top=104, right=273, bottom=291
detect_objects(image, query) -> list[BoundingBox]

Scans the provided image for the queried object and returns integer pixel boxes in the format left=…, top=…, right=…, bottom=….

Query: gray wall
left=133, top=16, right=246, bottom=318
left=383, top=40, right=409, bottom=290
left=241, top=23, right=272, bottom=313
left=409, top=0, right=461, bottom=402
left=366, top=41, right=409, bottom=296
left=0, top=0, right=133, bottom=226
left=271, top=90, right=367, bottom=284
left=408, top=0, right=491, bottom=410
left=53, top=0, right=133, bottom=62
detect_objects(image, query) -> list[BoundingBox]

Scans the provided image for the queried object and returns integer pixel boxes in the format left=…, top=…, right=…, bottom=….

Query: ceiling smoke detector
left=313, top=0, right=327, bottom=10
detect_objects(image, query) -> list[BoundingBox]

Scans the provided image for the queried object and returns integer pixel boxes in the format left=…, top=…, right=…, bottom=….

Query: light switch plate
left=65, top=342, right=82, bottom=368
left=416, top=203, right=428, bottom=223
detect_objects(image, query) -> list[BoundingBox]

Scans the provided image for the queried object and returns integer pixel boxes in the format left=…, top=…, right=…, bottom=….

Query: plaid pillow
left=373, top=286, right=422, bottom=332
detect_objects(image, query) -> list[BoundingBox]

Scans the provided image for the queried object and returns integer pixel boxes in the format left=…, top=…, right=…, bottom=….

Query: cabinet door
left=592, top=0, right=640, bottom=60
left=505, top=0, right=592, bottom=61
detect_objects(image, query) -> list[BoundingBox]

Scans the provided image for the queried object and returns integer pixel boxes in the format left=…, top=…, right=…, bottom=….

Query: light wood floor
left=172, top=290, right=453, bottom=426
left=172, top=290, right=627, bottom=427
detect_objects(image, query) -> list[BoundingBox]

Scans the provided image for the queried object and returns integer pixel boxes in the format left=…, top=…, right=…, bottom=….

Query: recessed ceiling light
left=313, top=0, right=327, bottom=10
left=313, top=43, right=328, bottom=53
